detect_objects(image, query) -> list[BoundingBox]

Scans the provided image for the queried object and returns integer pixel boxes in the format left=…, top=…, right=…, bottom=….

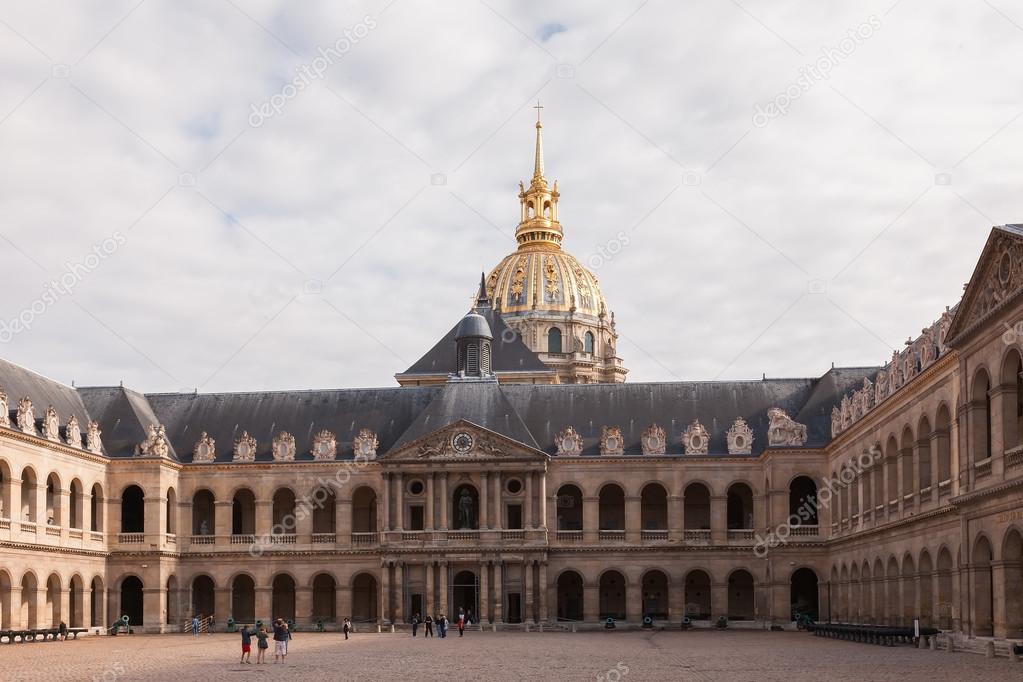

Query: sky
left=0, top=0, right=1021, bottom=393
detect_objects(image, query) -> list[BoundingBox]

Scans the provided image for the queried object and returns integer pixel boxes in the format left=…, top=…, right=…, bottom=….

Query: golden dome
left=486, top=248, right=608, bottom=318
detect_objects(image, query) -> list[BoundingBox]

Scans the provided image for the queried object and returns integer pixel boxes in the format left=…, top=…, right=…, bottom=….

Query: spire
left=533, top=100, right=545, bottom=181
left=474, top=271, right=491, bottom=308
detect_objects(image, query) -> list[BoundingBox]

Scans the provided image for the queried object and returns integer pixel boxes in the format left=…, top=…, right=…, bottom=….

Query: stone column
left=379, top=564, right=391, bottom=624
left=667, top=495, right=683, bottom=542
left=82, top=585, right=92, bottom=630
left=711, top=581, right=727, bottom=621
left=480, top=562, right=490, bottom=625
left=214, top=500, right=232, bottom=543
left=9, top=477, right=21, bottom=533
left=710, top=495, right=727, bottom=544
left=493, top=562, right=503, bottom=623
left=626, top=580, right=642, bottom=622
left=425, top=562, right=435, bottom=616
left=480, top=472, right=489, bottom=529
left=989, top=384, right=1009, bottom=477
left=295, top=586, right=312, bottom=626
left=538, top=562, right=549, bottom=622
left=143, top=586, right=165, bottom=634
left=255, top=587, right=272, bottom=623
left=381, top=473, right=391, bottom=532
left=492, top=472, right=502, bottom=530
left=337, top=583, right=352, bottom=623
left=425, top=474, right=435, bottom=531
left=255, top=499, right=272, bottom=539
left=929, top=431, right=943, bottom=504
left=538, top=473, right=547, bottom=533
left=59, top=587, right=70, bottom=629
left=337, top=498, right=351, bottom=546
left=583, top=583, right=599, bottom=622
left=438, top=562, right=449, bottom=617
left=393, top=562, right=405, bottom=623
left=215, top=587, right=231, bottom=624
left=991, top=560, right=1013, bottom=638
left=439, top=474, right=448, bottom=531
left=668, top=574, right=684, bottom=621
left=524, top=472, right=534, bottom=528
left=524, top=561, right=535, bottom=623
left=395, top=474, right=404, bottom=531
left=625, top=496, right=641, bottom=544
left=582, top=496, right=598, bottom=543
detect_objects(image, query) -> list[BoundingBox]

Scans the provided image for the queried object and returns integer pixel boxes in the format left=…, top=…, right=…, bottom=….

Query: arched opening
left=312, top=574, right=336, bottom=622
left=555, top=484, right=582, bottom=531
left=599, top=571, right=626, bottom=620
left=0, top=570, right=11, bottom=629
left=936, top=548, right=954, bottom=629
left=191, top=489, right=214, bottom=536
left=972, top=536, right=994, bottom=636
left=451, top=570, right=479, bottom=620
left=918, top=550, right=934, bottom=626
left=640, top=483, right=667, bottom=530
left=683, top=483, right=710, bottom=530
left=452, top=484, right=479, bottom=530
left=231, top=575, right=255, bottom=622
left=547, top=327, right=562, bottom=354
left=90, top=577, right=103, bottom=627
left=885, top=437, right=899, bottom=506
left=166, top=487, right=176, bottom=534
left=726, top=482, right=754, bottom=529
left=90, top=483, right=103, bottom=532
left=684, top=570, right=711, bottom=619
left=69, top=479, right=83, bottom=529
left=885, top=556, right=901, bottom=625
left=45, top=574, right=61, bottom=627
left=312, top=488, right=336, bottom=534
left=785, top=478, right=818, bottom=527
left=901, top=554, right=916, bottom=624
left=232, top=488, right=255, bottom=535
left=918, top=416, right=932, bottom=492
left=271, top=574, right=296, bottom=621
left=790, top=568, right=819, bottom=622
left=1001, top=349, right=1023, bottom=452
left=584, top=331, right=594, bottom=354
left=935, top=405, right=953, bottom=491
left=598, top=483, right=625, bottom=530
left=352, top=487, right=377, bottom=532
left=727, top=569, right=755, bottom=620
left=45, top=473, right=61, bottom=526
left=20, top=467, right=37, bottom=522
left=120, top=485, right=145, bottom=533
left=272, top=489, right=297, bottom=535
left=642, top=570, right=668, bottom=620
left=1001, top=529, right=1023, bottom=637
left=120, top=576, right=144, bottom=626
left=69, top=575, right=84, bottom=628
left=971, top=369, right=992, bottom=463
left=351, top=573, right=378, bottom=623
left=20, top=573, right=38, bottom=628
left=900, top=427, right=914, bottom=497
left=191, top=575, right=215, bottom=619
left=556, top=571, right=583, bottom=621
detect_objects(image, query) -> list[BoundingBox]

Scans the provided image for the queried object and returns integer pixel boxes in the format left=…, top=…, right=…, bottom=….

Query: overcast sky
left=1, top=0, right=1021, bottom=393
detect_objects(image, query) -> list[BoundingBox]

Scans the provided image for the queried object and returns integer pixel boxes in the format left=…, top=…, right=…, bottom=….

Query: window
left=506, top=504, right=522, bottom=529
left=409, top=506, right=424, bottom=531
left=584, top=332, right=594, bottom=354
left=548, top=327, right=562, bottom=354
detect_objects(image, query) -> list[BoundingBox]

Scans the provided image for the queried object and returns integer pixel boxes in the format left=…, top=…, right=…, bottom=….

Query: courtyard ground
left=2, top=629, right=1018, bottom=681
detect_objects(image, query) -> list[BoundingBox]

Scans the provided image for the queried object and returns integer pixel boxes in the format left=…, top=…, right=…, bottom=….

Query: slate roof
left=0, top=357, right=93, bottom=441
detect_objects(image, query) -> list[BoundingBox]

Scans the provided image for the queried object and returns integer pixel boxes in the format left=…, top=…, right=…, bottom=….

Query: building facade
left=0, top=121, right=1021, bottom=645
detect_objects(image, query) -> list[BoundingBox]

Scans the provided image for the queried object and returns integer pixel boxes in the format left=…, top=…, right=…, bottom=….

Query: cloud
left=0, top=0, right=1020, bottom=393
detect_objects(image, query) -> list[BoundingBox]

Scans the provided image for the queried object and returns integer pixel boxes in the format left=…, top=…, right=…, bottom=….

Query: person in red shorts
left=239, top=624, right=253, bottom=664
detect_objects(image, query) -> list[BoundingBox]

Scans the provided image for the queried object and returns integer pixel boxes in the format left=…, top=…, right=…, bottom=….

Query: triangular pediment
left=946, top=225, right=1023, bottom=346
left=381, top=419, right=548, bottom=462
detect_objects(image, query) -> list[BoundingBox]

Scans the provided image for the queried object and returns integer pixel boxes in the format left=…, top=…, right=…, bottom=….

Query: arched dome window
left=548, top=327, right=562, bottom=354
left=584, top=331, right=594, bottom=354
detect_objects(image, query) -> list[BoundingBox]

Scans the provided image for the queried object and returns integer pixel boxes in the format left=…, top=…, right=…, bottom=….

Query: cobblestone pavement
left=2, top=630, right=1017, bottom=681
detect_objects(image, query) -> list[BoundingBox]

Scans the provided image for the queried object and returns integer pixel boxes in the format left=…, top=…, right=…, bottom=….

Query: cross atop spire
left=532, top=100, right=545, bottom=181
left=516, top=106, right=562, bottom=250
left=533, top=99, right=543, bottom=124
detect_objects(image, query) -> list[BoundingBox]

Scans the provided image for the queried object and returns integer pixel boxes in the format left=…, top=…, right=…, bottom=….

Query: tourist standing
left=239, top=625, right=253, bottom=664
left=191, top=615, right=200, bottom=637
left=411, top=613, right=420, bottom=637
left=424, top=614, right=434, bottom=637
left=255, top=626, right=269, bottom=664
left=342, top=617, right=351, bottom=640
left=457, top=609, right=465, bottom=637
left=58, top=621, right=67, bottom=641
left=272, top=618, right=288, bottom=664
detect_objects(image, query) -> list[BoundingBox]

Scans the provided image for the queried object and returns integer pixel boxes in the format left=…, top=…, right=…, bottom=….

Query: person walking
left=342, top=617, right=351, bottom=640
left=411, top=613, right=420, bottom=637
left=239, top=624, right=253, bottom=664
left=457, top=609, right=466, bottom=637
left=191, top=615, right=200, bottom=637
left=255, top=626, right=269, bottom=664
left=424, top=614, right=434, bottom=637
left=272, top=618, right=288, bottom=664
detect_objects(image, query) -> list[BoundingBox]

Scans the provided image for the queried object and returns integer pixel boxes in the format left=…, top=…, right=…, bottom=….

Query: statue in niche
left=457, top=489, right=476, bottom=530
